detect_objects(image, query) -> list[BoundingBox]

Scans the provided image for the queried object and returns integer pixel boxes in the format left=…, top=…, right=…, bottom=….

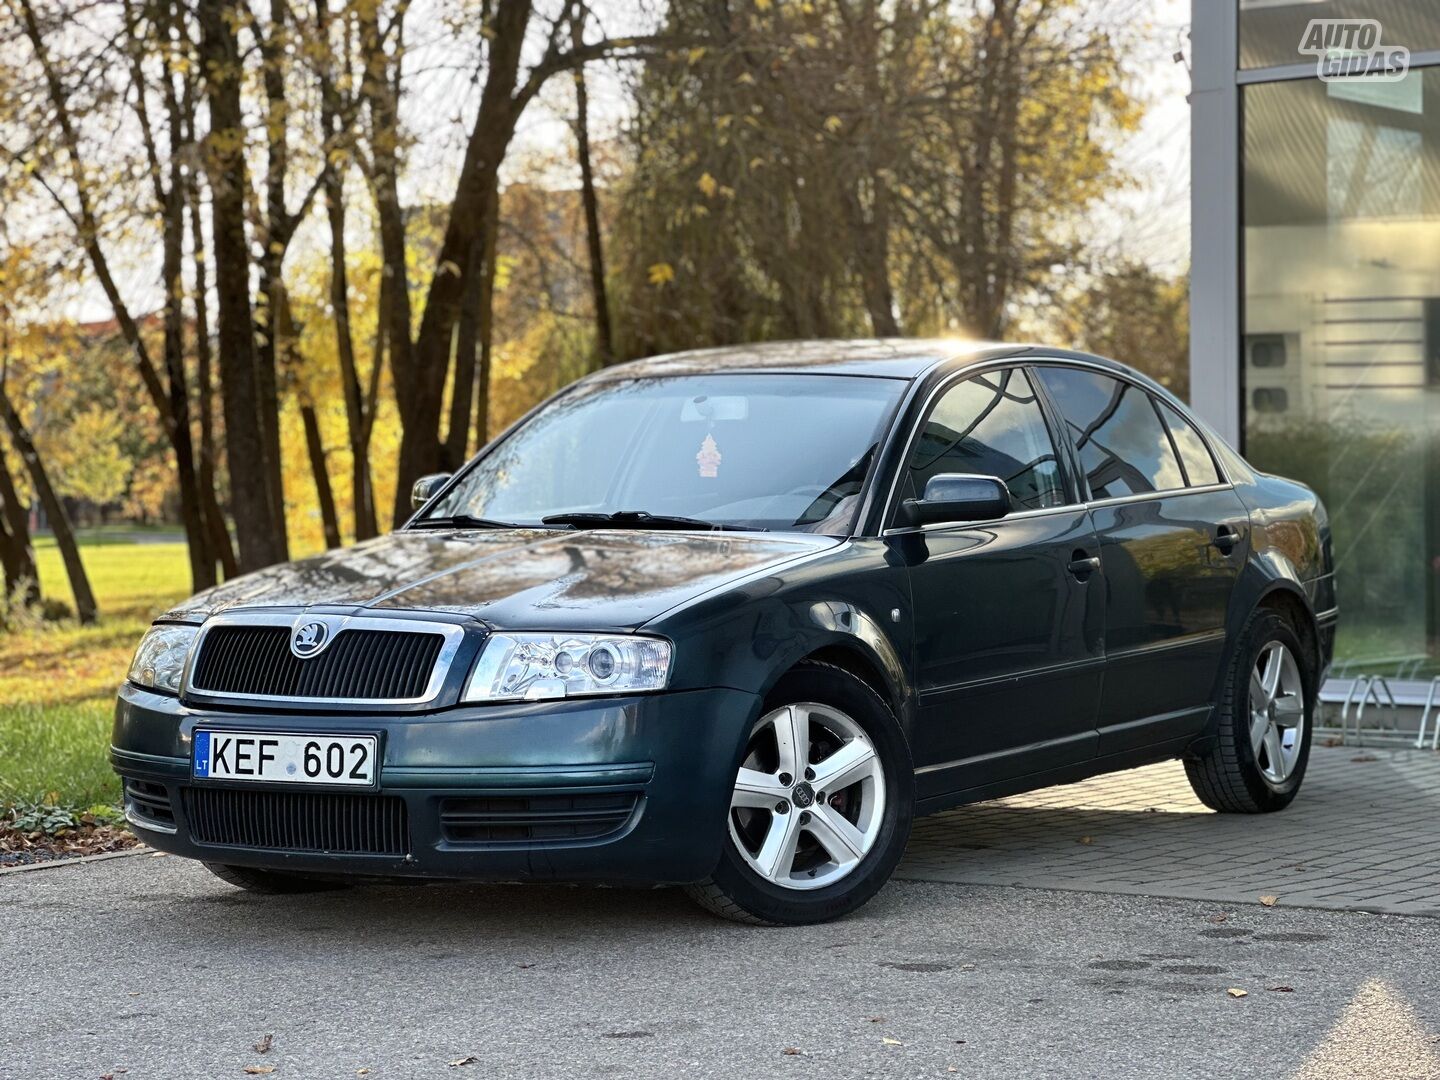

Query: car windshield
left=421, top=373, right=908, bottom=533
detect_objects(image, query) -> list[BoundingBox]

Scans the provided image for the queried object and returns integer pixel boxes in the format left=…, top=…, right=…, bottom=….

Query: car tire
left=685, top=661, right=914, bottom=926
left=1184, top=608, right=1315, bottom=813
left=203, top=862, right=350, bottom=895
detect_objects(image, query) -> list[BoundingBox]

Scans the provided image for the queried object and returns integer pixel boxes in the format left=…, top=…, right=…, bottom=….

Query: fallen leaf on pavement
left=1207, top=913, right=1228, bottom=924
left=150, top=851, right=169, bottom=858
left=242, top=1068, right=275, bottom=1076
left=1077, top=836, right=1093, bottom=845
left=781, top=1048, right=801, bottom=1056
left=1268, top=986, right=1295, bottom=993
left=882, top=1037, right=903, bottom=1046
left=356, top=1071, right=371, bottom=1077
left=1351, top=755, right=1378, bottom=763
left=1227, top=988, right=1248, bottom=998
left=449, top=1057, right=478, bottom=1068
left=866, top=1016, right=885, bottom=1023
left=1259, top=895, right=1278, bottom=907
left=254, top=1035, right=273, bottom=1055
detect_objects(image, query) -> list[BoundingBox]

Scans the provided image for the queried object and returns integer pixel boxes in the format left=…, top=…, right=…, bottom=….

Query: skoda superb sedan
left=113, top=340, right=1336, bottom=925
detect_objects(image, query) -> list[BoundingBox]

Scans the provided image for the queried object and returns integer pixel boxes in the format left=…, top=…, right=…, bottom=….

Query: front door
left=892, top=366, right=1105, bottom=799
left=1035, top=366, right=1249, bottom=754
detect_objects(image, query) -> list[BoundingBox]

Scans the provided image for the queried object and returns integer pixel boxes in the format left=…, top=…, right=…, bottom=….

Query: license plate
left=192, top=730, right=378, bottom=787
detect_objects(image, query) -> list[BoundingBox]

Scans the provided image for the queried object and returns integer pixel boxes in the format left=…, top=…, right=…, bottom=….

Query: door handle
left=1068, top=553, right=1101, bottom=578
left=1212, top=525, right=1241, bottom=555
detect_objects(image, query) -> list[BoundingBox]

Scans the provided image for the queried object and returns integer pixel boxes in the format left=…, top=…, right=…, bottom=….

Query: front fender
left=645, top=540, right=916, bottom=738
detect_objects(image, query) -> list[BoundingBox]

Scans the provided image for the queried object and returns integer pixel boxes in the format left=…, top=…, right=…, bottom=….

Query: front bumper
left=111, top=683, right=760, bottom=884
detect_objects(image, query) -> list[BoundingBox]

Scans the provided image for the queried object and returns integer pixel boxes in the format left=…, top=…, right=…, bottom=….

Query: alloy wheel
left=1249, top=641, right=1305, bottom=786
left=727, top=702, right=886, bottom=891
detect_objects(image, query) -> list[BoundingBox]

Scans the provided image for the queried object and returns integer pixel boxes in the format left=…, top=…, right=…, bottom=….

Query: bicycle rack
left=1340, top=674, right=1399, bottom=746
left=1417, top=676, right=1440, bottom=750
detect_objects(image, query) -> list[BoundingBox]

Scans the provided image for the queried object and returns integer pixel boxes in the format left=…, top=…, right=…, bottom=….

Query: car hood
left=160, top=529, right=838, bottom=631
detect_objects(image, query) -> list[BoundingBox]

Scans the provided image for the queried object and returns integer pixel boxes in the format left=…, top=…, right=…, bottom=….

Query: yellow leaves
left=438, top=260, right=462, bottom=278
left=823, top=115, right=843, bottom=133
left=1226, top=988, right=1248, bottom=999
left=754, top=0, right=772, bottom=10
left=736, top=72, right=756, bottom=86
left=647, top=262, right=675, bottom=286
left=687, top=47, right=708, bottom=64
left=696, top=172, right=718, bottom=198
left=748, top=157, right=766, bottom=172
left=1259, top=894, right=1278, bottom=907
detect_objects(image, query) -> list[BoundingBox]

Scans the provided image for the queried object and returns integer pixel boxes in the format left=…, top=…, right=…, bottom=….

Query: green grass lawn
left=0, top=541, right=191, bottom=810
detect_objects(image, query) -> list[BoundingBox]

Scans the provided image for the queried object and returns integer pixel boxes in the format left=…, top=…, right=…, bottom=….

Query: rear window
left=1036, top=368, right=1185, bottom=499
left=1158, top=402, right=1223, bottom=488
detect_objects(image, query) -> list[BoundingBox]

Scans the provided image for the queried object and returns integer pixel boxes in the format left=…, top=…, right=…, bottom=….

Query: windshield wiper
left=411, top=514, right=528, bottom=530
left=541, top=510, right=758, bottom=532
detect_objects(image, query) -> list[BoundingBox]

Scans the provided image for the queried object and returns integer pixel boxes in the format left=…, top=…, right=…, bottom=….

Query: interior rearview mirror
left=898, top=473, right=1012, bottom=528
left=411, top=473, right=453, bottom=512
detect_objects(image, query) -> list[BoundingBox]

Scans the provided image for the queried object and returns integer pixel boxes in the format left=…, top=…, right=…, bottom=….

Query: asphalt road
left=4, top=855, right=1439, bottom=1080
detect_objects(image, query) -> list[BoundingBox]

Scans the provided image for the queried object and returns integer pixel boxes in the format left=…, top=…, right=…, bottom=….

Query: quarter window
left=1158, top=402, right=1222, bottom=488
left=1037, top=368, right=1185, bottom=499
left=903, top=368, right=1066, bottom=512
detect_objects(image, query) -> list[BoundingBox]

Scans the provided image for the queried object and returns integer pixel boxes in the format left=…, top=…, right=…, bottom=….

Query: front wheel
left=685, top=662, right=914, bottom=925
left=1184, top=609, right=1314, bottom=813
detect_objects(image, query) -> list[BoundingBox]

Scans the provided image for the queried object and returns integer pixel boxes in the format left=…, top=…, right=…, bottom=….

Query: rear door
left=888, top=366, right=1105, bottom=798
left=1034, top=364, right=1249, bottom=754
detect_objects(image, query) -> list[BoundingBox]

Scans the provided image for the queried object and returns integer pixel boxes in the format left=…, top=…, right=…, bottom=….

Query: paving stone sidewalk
left=898, top=744, right=1440, bottom=916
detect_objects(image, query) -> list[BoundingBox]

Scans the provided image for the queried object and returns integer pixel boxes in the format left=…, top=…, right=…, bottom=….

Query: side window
left=902, top=368, right=1066, bottom=512
left=1036, top=367, right=1185, bottom=499
left=1158, top=402, right=1223, bottom=487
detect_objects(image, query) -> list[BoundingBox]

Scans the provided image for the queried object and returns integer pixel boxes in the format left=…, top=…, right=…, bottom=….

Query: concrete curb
left=0, top=846, right=150, bottom=877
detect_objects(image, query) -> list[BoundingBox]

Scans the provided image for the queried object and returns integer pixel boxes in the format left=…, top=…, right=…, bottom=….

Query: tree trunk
left=473, top=179, right=499, bottom=449
left=316, top=0, right=377, bottom=541
left=198, top=0, right=288, bottom=572
left=20, top=0, right=226, bottom=586
left=0, top=442, right=40, bottom=607
left=151, top=14, right=215, bottom=592
left=357, top=0, right=416, bottom=513
left=184, top=145, right=240, bottom=580
left=442, top=242, right=483, bottom=470
left=391, top=0, right=533, bottom=523
left=0, top=388, right=96, bottom=623
left=571, top=21, right=614, bottom=367
left=300, top=402, right=342, bottom=551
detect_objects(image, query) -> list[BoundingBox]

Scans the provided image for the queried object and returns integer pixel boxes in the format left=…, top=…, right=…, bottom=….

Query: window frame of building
left=1194, top=3, right=1440, bottom=704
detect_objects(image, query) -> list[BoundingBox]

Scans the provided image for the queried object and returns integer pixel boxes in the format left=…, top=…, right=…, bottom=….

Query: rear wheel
left=1184, top=609, right=1313, bottom=813
left=685, top=662, right=914, bottom=925
left=203, top=862, right=350, bottom=895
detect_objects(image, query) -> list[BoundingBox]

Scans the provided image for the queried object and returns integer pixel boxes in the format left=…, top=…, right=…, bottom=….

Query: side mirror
left=898, top=473, right=1011, bottom=528
left=410, top=473, right=453, bottom=512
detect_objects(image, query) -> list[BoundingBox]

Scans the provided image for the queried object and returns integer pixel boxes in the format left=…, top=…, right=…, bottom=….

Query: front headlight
left=127, top=624, right=199, bottom=695
left=464, top=633, right=672, bottom=702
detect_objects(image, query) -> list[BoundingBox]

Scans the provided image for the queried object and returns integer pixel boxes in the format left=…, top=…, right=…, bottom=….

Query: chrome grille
left=182, top=787, right=409, bottom=856
left=190, top=625, right=445, bottom=701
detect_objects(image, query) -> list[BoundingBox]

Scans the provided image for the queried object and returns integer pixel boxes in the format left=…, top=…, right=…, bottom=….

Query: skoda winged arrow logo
left=291, top=620, right=330, bottom=658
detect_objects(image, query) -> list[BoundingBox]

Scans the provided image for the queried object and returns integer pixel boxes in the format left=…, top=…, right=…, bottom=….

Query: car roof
left=588, top=338, right=1031, bottom=380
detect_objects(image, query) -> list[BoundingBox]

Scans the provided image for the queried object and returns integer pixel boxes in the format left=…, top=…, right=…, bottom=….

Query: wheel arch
left=1253, top=584, right=1321, bottom=686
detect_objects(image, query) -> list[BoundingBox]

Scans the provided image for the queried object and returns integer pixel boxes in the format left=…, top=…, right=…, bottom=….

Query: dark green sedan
left=113, top=340, right=1336, bottom=924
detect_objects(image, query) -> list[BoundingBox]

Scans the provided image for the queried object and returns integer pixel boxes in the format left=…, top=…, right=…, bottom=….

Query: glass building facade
left=1193, top=2, right=1440, bottom=694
